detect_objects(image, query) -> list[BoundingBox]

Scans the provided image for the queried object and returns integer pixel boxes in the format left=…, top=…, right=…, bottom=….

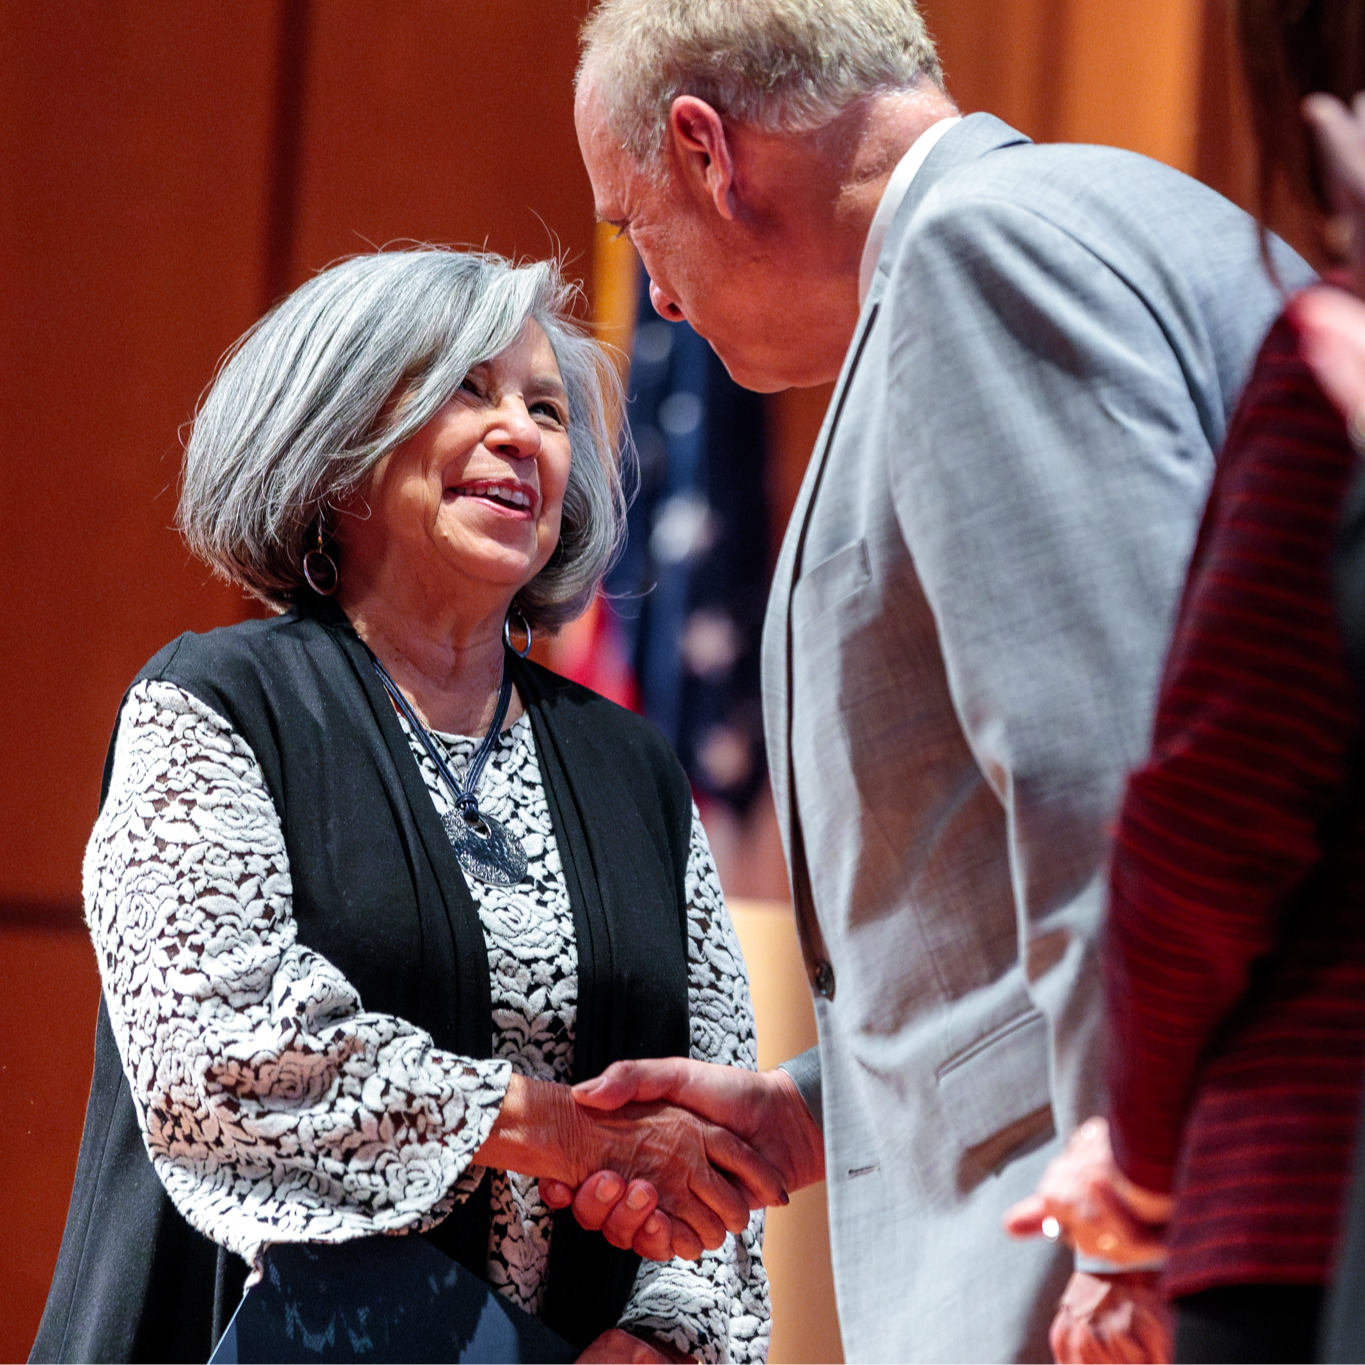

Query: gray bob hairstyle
left=179, top=248, right=629, bottom=627
left=578, top=0, right=942, bottom=167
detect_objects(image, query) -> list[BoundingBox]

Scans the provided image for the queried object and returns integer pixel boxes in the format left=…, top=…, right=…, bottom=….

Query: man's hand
left=476, top=1073, right=785, bottom=1263
left=577, top=1058, right=825, bottom=1191
left=572, top=1095, right=789, bottom=1261
left=1048, top=1271, right=1173, bottom=1364
left=1004, top=1117, right=1172, bottom=1265
left=541, top=1060, right=824, bottom=1261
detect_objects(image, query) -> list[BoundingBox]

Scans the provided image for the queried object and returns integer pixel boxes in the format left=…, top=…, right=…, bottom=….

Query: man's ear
left=668, top=96, right=737, bottom=220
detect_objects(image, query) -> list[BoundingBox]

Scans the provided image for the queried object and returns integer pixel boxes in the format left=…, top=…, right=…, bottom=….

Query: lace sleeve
left=616, top=805, right=771, bottom=1363
left=85, top=679, right=512, bottom=1266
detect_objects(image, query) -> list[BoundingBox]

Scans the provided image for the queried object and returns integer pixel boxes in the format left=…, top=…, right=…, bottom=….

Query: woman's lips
left=447, top=480, right=536, bottom=515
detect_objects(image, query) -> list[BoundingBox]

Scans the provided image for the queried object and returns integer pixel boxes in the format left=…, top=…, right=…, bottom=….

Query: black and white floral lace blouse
left=85, top=677, right=769, bottom=1363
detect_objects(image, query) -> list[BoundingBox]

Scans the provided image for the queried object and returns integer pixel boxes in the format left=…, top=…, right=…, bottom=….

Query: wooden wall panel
left=288, top=1, right=597, bottom=294
left=0, top=1, right=279, bottom=909
left=1, top=925, right=101, bottom=1356
left=921, top=0, right=1207, bottom=169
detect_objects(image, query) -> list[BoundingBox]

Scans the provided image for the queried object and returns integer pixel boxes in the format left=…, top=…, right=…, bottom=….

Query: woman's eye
left=459, top=375, right=485, bottom=399
left=532, top=401, right=568, bottom=426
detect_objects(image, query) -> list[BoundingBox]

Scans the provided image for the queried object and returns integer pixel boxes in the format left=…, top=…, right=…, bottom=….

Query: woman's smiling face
left=336, top=321, right=572, bottom=621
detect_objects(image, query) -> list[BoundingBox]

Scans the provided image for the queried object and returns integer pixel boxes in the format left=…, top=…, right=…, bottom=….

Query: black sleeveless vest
left=32, top=607, right=692, bottom=1362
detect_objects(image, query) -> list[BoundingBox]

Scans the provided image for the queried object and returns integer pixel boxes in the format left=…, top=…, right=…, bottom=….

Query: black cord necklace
left=370, top=650, right=529, bottom=886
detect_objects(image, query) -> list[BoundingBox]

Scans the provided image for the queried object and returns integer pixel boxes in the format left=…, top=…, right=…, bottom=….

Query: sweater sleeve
left=84, top=678, right=512, bottom=1266
left=1105, top=314, right=1361, bottom=1192
left=616, top=806, right=771, bottom=1363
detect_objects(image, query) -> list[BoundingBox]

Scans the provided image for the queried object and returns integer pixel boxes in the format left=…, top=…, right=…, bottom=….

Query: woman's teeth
left=457, top=485, right=531, bottom=508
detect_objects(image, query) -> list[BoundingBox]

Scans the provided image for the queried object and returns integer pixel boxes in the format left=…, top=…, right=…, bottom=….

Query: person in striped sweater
left=1006, top=3, right=1365, bottom=1361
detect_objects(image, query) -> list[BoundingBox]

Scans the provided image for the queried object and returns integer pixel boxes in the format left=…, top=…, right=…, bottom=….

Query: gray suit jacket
left=761, top=114, right=1309, bottom=1362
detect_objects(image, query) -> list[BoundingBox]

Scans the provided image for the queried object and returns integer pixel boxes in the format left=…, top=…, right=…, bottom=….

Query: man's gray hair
left=179, top=249, right=629, bottom=628
left=578, top=0, right=942, bottom=166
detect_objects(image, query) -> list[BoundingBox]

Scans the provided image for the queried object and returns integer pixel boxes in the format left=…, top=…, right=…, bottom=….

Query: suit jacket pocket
left=935, top=1009, right=1054, bottom=1163
left=792, top=538, right=871, bottom=620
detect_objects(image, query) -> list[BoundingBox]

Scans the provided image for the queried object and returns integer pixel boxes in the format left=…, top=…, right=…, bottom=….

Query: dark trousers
left=1175, top=1283, right=1324, bottom=1363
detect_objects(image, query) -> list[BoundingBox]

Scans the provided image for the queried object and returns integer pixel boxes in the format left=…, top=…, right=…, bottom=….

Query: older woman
left=32, top=249, right=776, bottom=1365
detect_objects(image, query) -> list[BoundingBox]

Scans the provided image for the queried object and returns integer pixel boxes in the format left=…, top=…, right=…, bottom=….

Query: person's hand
left=1004, top=1117, right=1172, bottom=1265
left=572, top=1094, right=789, bottom=1261
left=574, top=1327, right=695, bottom=1362
left=1047, top=1270, right=1173, bottom=1364
left=1289, top=284, right=1365, bottom=432
left=548, top=1169, right=677, bottom=1261
left=576, top=1059, right=825, bottom=1193
left=475, top=1073, right=785, bottom=1263
left=542, top=1060, right=823, bottom=1259
left=1303, top=92, right=1365, bottom=296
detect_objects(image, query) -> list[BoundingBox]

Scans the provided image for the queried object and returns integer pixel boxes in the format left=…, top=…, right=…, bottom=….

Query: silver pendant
left=442, top=805, right=528, bottom=886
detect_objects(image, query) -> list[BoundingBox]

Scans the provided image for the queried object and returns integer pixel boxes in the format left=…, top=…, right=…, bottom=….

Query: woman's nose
left=649, top=278, right=686, bottom=323
left=487, top=398, right=542, bottom=454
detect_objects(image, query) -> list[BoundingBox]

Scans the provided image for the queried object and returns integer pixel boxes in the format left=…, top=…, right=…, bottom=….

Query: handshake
left=540, top=1057, right=825, bottom=1261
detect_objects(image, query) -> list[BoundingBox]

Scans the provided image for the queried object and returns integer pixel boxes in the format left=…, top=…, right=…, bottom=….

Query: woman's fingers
left=539, top=1176, right=575, bottom=1209
left=1002, top=1191, right=1048, bottom=1237
left=1289, top=286, right=1365, bottom=422
left=1008, top=1188, right=1165, bottom=1262
left=1003, top=1118, right=1170, bottom=1263
left=630, top=1209, right=678, bottom=1262
left=598, top=1180, right=659, bottom=1249
left=545, top=1168, right=706, bottom=1261
left=578, top=1100, right=747, bottom=1251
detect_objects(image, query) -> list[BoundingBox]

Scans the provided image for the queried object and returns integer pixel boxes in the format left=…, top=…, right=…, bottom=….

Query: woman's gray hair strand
left=178, top=248, right=630, bottom=628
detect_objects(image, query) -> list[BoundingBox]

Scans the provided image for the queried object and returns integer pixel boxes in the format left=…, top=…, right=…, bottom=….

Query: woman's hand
left=575, top=1327, right=697, bottom=1362
left=539, top=1058, right=822, bottom=1260
left=1048, top=1270, right=1173, bottom=1364
left=571, top=1095, right=782, bottom=1260
left=1289, top=285, right=1365, bottom=429
left=1303, top=92, right=1365, bottom=297
left=474, top=1074, right=783, bottom=1262
left=1003, top=1117, right=1173, bottom=1265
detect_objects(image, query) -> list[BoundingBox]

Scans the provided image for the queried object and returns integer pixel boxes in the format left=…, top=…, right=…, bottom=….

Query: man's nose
left=648, top=278, right=686, bottom=323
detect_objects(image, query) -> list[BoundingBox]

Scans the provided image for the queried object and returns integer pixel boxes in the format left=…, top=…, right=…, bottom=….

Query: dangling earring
left=503, top=603, right=532, bottom=657
left=302, top=518, right=339, bottom=596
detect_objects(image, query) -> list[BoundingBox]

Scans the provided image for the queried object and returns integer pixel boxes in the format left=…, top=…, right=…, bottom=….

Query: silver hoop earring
left=302, top=520, right=338, bottom=597
left=503, top=605, right=532, bottom=657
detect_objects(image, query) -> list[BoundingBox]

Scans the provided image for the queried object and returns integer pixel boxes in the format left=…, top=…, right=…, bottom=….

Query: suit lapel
left=767, top=113, right=1033, bottom=985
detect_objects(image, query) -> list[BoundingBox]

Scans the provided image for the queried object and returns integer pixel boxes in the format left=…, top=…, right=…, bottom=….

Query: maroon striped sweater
left=1105, top=311, right=1365, bottom=1298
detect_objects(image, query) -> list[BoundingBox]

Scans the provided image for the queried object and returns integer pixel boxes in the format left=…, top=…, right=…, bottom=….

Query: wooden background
left=0, top=1, right=1266, bottom=1358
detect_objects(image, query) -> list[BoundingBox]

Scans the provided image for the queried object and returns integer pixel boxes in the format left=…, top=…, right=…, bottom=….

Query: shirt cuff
left=778, top=1047, right=823, bottom=1132
left=1074, top=1253, right=1167, bottom=1275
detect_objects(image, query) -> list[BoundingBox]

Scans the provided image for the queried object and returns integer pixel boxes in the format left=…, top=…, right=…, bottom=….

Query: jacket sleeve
left=85, top=678, right=511, bottom=1267
left=1105, top=319, right=1360, bottom=1190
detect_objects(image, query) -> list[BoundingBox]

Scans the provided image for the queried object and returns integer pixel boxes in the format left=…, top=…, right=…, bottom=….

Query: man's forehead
left=575, top=89, right=640, bottom=220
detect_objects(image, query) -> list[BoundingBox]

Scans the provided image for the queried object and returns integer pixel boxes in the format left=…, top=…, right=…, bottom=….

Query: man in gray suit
left=559, top=1, right=1307, bottom=1358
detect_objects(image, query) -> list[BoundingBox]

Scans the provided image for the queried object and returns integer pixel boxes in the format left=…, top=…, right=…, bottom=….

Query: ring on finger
left=1041, top=1215, right=1063, bottom=1243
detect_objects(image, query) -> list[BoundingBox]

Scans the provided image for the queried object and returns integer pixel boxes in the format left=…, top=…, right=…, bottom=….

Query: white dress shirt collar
left=858, top=116, right=961, bottom=306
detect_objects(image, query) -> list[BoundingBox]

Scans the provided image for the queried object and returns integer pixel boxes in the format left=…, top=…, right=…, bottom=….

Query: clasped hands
left=1004, top=1117, right=1176, bottom=1363
left=541, top=1058, right=824, bottom=1263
